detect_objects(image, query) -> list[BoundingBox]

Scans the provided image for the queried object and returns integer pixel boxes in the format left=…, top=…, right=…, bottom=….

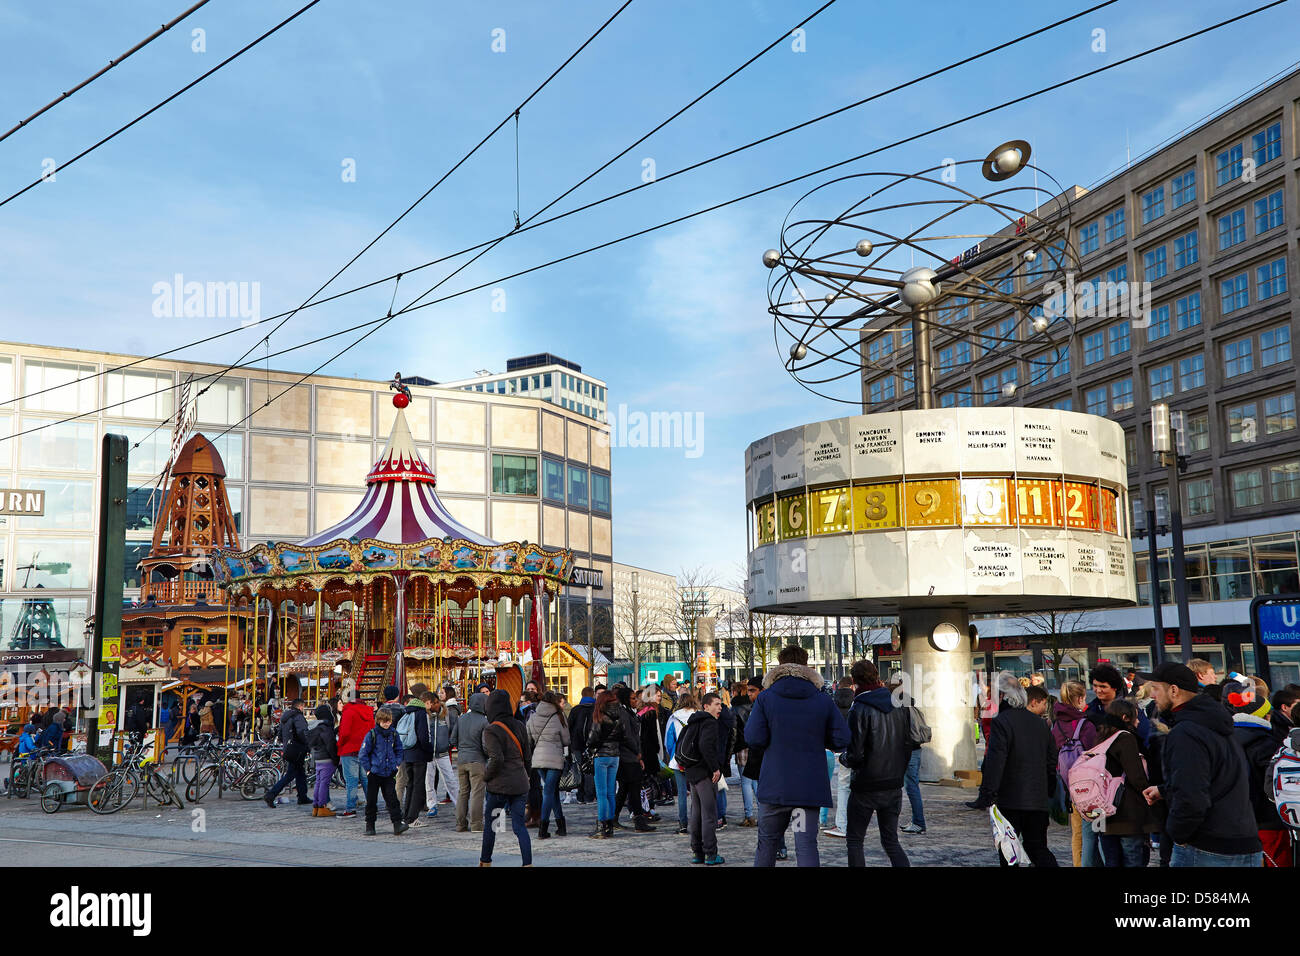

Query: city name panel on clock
left=744, top=407, right=1136, bottom=615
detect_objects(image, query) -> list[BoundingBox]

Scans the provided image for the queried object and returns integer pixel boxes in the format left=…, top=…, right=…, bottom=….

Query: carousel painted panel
left=359, top=543, right=400, bottom=570
left=278, top=548, right=313, bottom=574
left=487, top=545, right=521, bottom=573
left=314, top=545, right=356, bottom=572
left=449, top=544, right=487, bottom=571
left=405, top=542, right=445, bottom=570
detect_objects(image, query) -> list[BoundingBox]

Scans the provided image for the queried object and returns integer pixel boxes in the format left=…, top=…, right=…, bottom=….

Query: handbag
left=558, top=754, right=580, bottom=791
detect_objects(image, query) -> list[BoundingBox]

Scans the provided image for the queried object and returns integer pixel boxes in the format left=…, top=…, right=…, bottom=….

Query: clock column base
left=897, top=607, right=977, bottom=782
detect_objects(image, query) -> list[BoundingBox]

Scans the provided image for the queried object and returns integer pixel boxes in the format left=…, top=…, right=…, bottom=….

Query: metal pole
left=1146, top=508, right=1166, bottom=665
left=913, top=304, right=934, bottom=410
left=631, top=577, right=640, bottom=683
left=836, top=616, right=843, bottom=678
left=88, top=433, right=128, bottom=759
left=586, top=587, right=594, bottom=688
left=1164, top=453, right=1193, bottom=662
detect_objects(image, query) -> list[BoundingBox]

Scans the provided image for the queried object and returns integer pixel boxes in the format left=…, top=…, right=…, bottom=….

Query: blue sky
left=1, top=0, right=1297, bottom=585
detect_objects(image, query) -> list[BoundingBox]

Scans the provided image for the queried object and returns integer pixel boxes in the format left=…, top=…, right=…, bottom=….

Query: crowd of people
left=157, top=645, right=1297, bottom=869
left=969, top=659, right=1298, bottom=868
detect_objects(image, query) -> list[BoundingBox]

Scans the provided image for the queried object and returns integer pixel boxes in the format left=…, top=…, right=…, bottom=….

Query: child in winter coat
left=307, top=704, right=339, bottom=817
left=358, top=707, right=408, bottom=836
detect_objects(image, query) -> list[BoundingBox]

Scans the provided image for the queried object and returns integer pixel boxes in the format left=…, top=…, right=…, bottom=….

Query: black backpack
left=675, top=719, right=704, bottom=771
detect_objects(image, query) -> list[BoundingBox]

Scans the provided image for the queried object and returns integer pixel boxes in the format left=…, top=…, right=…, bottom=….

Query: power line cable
left=0, top=0, right=214, bottom=146
left=8, top=0, right=1283, bottom=441
left=0, top=0, right=323, bottom=211
left=0, top=0, right=1108, bottom=410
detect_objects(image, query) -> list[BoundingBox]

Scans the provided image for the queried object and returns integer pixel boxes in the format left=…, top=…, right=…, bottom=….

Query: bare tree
left=613, top=580, right=671, bottom=668
left=1013, top=608, right=1100, bottom=687
left=667, top=565, right=719, bottom=671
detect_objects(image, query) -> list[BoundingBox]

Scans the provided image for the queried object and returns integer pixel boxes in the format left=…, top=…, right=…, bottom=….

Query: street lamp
left=1152, top=403, right=1192, bottom=663
left=631, top=572, right=640, bottom=686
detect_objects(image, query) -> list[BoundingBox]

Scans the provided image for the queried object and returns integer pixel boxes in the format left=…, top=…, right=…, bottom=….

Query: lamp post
left=586, top=586, right=594, bottom=690
left=631, top=571, right=640, bottom=686
left=1152, top=403, right=1192, bottom=663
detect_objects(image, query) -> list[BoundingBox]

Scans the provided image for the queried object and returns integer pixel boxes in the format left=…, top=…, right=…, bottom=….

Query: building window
left=1231, top=468, right=1264, bottom=508
left=1223, top=337, right=1254, bottom=379
left=1271, top=462, right=1300, bottom=502
left=1186, top=412, right=1210, bottom=452
left=1109, top=320, right=1131, bottom=356
left=955, top=340, right=972, bottom=366
left=1175, top=292, right=1201, bottom=330
left=937, top=346, right=955, bottom=373
left=1173, top=231, right=1198, bottom=270
left=1263, top=393, right=1297, bottom=438
left=1256, top=190, right=1285, bottom=234
left=542, top=458, right=565, bottom=503
left=20, top=418, right=96, bottom=472
left=1143, top=246, right=1167, bottom=282
left=591, top=472, right=611, bottom=515
left=1106, top=264, right=1128, bottom=301
left=867, top=336, right=893, bottom=363
left=567, top=465, right=589, bottom=508
left=901, top=368, right=915, bottom=393
left=1184, top=478, right=1214, bottom=517
left=1218, top=209, right=1247, bottom=250
left=1085, top=386, right=1107, bottom=415
left=1257, top=258, right=1287, bottom=300
left=14, top=537, right=92, bottom=588
left=981, top=373, right=999, bottom=404
left=1110, top=377, right=1134, bottom=413
left=1083, top=331, right=1105, bottom=365
left=868, top=376, right=895, bottom=403
left=956, top=390, right=974, bottom=408
left=1147, top=304, right=1171, bottom=341
left=996, top=315, right=1017, bottom=341
left=939, top=392, right=956, bottom=408
left=1052, top=397, right=1074, bottom=411
left=1141, top=186, right=1165, bottom=224
left=999, top=366, right=1018, bottom=390
left=1103, top=207, right=1126, bottom=243
left=1178, top=353, right=1205, bottom=391
left=22, top=360, right=97, bottom=414
left=1252, top=122, right=1281, bottom=166
left=1220, top=274, right=1249, bottom=314
left=1079, top=222, right=1099, bottom=255
left=491, top=453, right=538, bottom=496
left=1171, top=168, right=1196, bottom=208
left=1125, top=430, right=1137, bottom=465
left=195, top=380, right=246, bottom=425
left=1227, top=401, right=1258, bottom=444
left=1261, top=325, right=1291, bottom=368
left=105, top=369, right=175, bottom=420
left=1216, top=144, right=1244, bottom=186
left=1148, top=364, right=1174, bottom=400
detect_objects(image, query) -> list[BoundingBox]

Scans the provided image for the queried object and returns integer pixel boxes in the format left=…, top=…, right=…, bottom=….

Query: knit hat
left=382, top=685, right=401, bottom=701
left=314, top=704, right=333, bottom=722
left=1223, top=677, right=1272, bottom=718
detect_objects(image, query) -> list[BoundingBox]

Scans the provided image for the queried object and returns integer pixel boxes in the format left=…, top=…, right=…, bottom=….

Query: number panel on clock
left=808, top=486, right=851, bottom=535
left=960, top=477, right=1012, bottom=526
left=777, top=491, right=808, bottom=539
left=1099, top=487, right=1119, bottom=534
left=1015, top=478, right=1061, bottom=527
left=851, top=481, right=900, bottom=531
left=903, top=478, right=960, bottom=528
left=756, top=499, right=777, bottom=545
left=1062, top=481, right=1099, bottom=531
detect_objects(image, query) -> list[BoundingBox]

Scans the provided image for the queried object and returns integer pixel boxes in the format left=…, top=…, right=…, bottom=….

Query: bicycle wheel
left=186, top=764, right=219, bottom=803
left=241, top=767, right=278, bottom=800
left=147, top=772, right=184, bottom=810
left=10, top=766, right=30, bottom=800
left=89, top=772, right=136, bottom=814
left=40, top=783, right=63, bottom=814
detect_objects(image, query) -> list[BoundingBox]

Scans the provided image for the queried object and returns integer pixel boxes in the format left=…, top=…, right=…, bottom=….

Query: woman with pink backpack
left=1051, top=681, right=1098, bottom=867
left=1070, top=699, right=1160, bottom=867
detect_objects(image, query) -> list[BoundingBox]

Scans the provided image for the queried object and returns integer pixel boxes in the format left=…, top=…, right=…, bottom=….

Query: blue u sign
left=1258, top=600, right=1300, bottom=646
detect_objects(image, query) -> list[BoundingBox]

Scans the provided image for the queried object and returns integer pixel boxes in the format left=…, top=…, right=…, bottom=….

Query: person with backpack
left=527, top=690, right=570, bottom=839
left=1072, top=699, right=1158, bottom=867
left=452, top=692, right=489, bottom=831
left=1138, top=662, right=1262, bottom=867
left=358, top=705, right=407, bottom=836
left=1051, top=680, right=1099, bottom=867
left=480, top=689, right=534, bottom=867
left=967, top=673, right=1059, bottom=867
left=745, top=646, right=850, bottom=867
left=839, top=660, right=913, bottom=867
left=1225, top=677, right=1290, bottom=867
left=307, top=704, right=339, bottom=817
left=664, top=692, right=699, bottom=835
left=678, top=692, right=726, bottom=865
left=636, top=685, right=666, bottom=821
left=585, top=690, right=627, bottom=839
left=899, top=679, right=929, bottom=837
left=397, top=686, right=434, bottom=827
left=264, top=699, right=311, bottom=808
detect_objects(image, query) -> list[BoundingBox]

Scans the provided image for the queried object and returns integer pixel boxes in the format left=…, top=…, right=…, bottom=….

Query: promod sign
left=0, top=490, right=43, bottom=516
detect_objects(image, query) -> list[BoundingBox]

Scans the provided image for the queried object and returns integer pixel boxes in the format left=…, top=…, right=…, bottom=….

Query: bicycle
left=89, top=738, right=184, bottom=814
left=4, top=749, right=52, bottom=799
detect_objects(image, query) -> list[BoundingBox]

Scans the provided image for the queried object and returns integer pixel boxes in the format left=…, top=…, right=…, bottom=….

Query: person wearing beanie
left=1139, top=663, right=1262, bottom=866
left=480, top=689, right=534, bottom=866
left=37, top=710, right=68, bottom=753
left=1224, top=676, right=1289, bottom=866
left=452, top=692, right=490, bottom=831
left=307, top=704, right=339, bottom=817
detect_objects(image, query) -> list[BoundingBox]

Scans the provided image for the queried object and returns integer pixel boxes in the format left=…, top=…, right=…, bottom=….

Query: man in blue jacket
left=744, top=645, right=850, bottom=867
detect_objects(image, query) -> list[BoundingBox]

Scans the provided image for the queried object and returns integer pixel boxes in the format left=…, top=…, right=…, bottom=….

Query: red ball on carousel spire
left=389, top=371, right=413, bottom=409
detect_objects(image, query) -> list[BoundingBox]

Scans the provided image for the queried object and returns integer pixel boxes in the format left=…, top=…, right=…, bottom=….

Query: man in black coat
left=400, top=686, right=434, bottom=826
left=840, top=660, right=911, bottom=867
left=1140, top=663, right=1262, bottom=866
left=568, top=687, right=596, bottom=804
left=967, top=673, right=1059, bottom=866
left=264, top=699, right=311, bottom=808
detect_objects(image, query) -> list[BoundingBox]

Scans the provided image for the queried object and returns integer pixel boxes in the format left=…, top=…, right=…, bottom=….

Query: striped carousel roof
left=298, top=408, right=496, bottom=547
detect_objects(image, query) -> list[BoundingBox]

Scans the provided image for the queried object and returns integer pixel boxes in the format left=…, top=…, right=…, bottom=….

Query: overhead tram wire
left=0, top=0, right=323, bottom=211
left=0, top=0, right=1113, bottom=411
left=5, top=0, right=1282, bottom=446
left=94, top=0, right=637, bottom=461
left=4, top=0, right=1284, bottom=448
left=187, top=0, right=1289, bottom=450
left=0, top=0, right=214, bottom=146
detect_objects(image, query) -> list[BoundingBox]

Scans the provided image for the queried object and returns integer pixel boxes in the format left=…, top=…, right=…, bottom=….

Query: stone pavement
left=0, top=773, right=1076, bottom=866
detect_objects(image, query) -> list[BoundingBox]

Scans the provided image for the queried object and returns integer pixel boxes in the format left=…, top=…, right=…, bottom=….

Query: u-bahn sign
left=0, top=490, right=44, bottom=516
left=1251, top=594, right=1300, bottom=681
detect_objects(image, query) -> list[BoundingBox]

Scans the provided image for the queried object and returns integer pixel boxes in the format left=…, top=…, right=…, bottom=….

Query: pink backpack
left=1066, top=731, right=1139, bottom=819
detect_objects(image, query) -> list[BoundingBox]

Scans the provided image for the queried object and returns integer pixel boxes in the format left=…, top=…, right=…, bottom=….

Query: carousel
left=213, top=380, right=575, bottom=705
